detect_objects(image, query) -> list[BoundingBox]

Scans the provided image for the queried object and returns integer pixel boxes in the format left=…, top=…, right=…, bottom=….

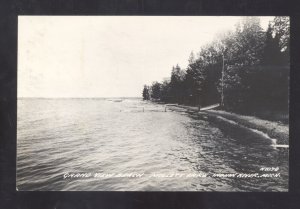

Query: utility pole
left=221, top=52, right=225, bottom=108
left=198, top=88, right=201, bottom=111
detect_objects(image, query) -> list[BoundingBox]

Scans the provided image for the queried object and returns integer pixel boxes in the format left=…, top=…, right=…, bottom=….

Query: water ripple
left=17, top=98, right=288, bottom=191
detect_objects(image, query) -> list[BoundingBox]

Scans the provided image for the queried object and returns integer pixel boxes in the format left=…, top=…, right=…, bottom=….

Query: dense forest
left=142, top=17, right=289, bottom=116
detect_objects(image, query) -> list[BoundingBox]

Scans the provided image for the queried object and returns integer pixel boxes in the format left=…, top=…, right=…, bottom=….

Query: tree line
left=142, top=17, right=289, bottom=114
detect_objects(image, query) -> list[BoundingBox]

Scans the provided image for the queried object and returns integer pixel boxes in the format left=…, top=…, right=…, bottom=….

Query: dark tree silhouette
left=142, top=16, right=289, bottom=119
left=142, top=85, right=150, bottom=100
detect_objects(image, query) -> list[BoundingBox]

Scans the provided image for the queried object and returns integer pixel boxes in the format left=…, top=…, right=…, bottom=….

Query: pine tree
left=151, top=82, right=162, bottom=100
left=142, top=85, right=150, bottom=100
left=262, top=23, right=282, bottom=65
left=170, top=65, right=185, bottom=103
left=272, top=16, right=290, bottom=64
left=273, top=16, right=290, bottom=52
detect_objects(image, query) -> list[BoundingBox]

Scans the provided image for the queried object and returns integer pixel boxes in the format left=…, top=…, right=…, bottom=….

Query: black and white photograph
left=17, top=16, right=289, bottom=191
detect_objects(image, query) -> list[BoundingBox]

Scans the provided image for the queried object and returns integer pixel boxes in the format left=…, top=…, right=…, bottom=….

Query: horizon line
left=18, top=96, right=142, bottom=99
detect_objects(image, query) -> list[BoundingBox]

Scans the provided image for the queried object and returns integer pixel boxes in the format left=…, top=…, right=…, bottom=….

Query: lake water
left=17, top=98, right=288, bottom=191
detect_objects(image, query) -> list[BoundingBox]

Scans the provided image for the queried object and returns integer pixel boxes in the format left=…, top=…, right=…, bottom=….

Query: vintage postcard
left=17, top=16, right=289, bottom=191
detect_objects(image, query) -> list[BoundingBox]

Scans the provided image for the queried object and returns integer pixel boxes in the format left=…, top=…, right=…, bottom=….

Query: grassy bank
left=205, top=110, right=289, bottom=145
left=165, top=104, right=289, bottom=145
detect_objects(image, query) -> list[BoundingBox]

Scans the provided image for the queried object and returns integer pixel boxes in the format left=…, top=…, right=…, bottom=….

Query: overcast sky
left=18, top=16, right=273, bottom=98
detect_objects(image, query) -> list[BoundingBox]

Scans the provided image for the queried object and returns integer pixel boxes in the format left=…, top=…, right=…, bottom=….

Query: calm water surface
left=17, top=98, right=288, bottom=191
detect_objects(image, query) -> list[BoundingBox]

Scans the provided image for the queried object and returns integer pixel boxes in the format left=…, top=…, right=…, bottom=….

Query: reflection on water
left=17, top=98, right=288, bottom=191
